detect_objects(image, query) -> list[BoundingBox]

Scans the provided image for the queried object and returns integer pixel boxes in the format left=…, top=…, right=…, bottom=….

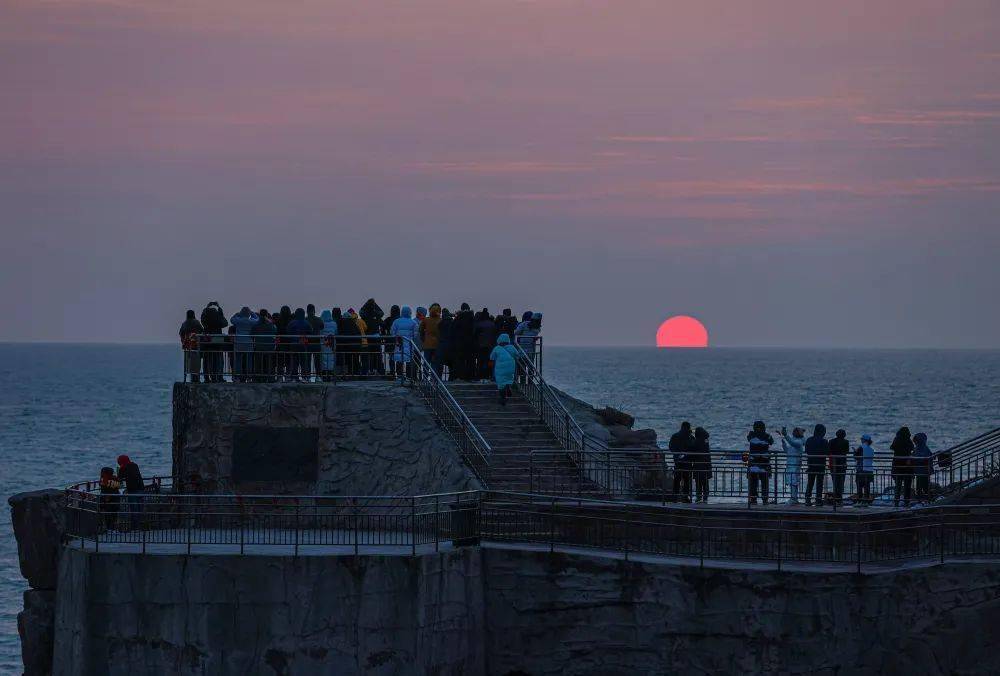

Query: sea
left=1, top=343, right=999, bottom=669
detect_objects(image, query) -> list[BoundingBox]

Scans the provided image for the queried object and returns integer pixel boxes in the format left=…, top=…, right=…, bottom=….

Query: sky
left=2, top=0, right=999, bottom=347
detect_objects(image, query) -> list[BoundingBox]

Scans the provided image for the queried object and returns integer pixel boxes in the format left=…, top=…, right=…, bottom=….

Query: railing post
left=294, top=501, right=300, bottom=557
left=411, top=496, right=417, bottom=557
left=435, top=495, right=440, bottom=553
left=353, top=498, right=359, bottom=557
left=240, top=504, right=245, bottom=555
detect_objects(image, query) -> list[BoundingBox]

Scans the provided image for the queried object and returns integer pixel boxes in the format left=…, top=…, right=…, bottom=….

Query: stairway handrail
left=403, top=337, right=492, bottom=481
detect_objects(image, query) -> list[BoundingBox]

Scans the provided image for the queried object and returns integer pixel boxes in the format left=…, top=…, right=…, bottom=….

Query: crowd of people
left=667, top=421, right=947, bottom=507
left=97, top=455, right=145, bottom=532
left=179, top=300, right=543, bottom=393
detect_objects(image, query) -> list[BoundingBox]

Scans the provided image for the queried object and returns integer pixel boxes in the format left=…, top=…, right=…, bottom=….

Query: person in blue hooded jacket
left=489, top=334, right=519, bottom=405
left=319, top=309, right=338, bottom=381
left=229, top=307, right=259, bottom=382
left=912, top=432, right=933, bottom=501
left=286, top=308, right=313, bottom=381
left=390, top=306, right=420, bottom=380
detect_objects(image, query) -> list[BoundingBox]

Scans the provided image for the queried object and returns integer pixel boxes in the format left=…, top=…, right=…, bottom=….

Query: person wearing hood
left=912, top=432, right=933, bottom=501
left=335, top=307, right=361, bottom=376
left=360, top=299, right=385, bottom=375
left=414, top=307, right=427, bottom=348
left=691, top=426, right=712, bottom=503
left=382, top=305, right=401, bottom=335
left=489, top=333, right=519, bottom=405
left=747, top=421, right=775, bottom=505
left=229, top=307, right=260, bottom=382
left=669, top=422, right=695, bottom=502
left=779, top=426, right=806, bottom=505
left=179, top=310, right=204, bottom=383
left=436, top=308, right=454, bottom=379
left=306, top=304, right=324, bottom=377
left=116, top=454, right=144, bottom=530
left=250, top=309, right=277, bottom=381
left=349, top=308, right=370, bottom=374
left=275, top=306, right=293, bottom=381
left=891, top=426, right=914, bottom=507
left=420, top=303, right=442, bottom=373
left=804, top=425, right=829, bottom=506
left=286, top=308, right=313, bottom=381
left=854, top=434, right=876, bottom=505
left=390, top=306, right=420, bottom=381
left=451, top=303, right=477, bottom=381
left=829, top=429, right=850, bottom=506
left=98, top=466, right=121, bottom=532
left=495, top=308, right=518, bottom=339
left=319, top=309, right=338, bottom=381
left=474, top=309, right=498, bottom=381
left=200, top=302, right=228, bottom=382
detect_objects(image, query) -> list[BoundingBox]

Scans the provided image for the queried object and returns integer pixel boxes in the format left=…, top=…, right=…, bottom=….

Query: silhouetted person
left=691, top=427, right=712, bottom=503
left=420, top=303, right=442, bottom=374
left=390, top=306, right=420, bottom=380
left=891, top=426, right=914, bottom=507
left=306, top=304, right=324, bottom=377
left=490, top=333, right=518, bottom=405
left=179, top=309, right=204, bottom=382
left=912, top=432, right=933, bottom=501
left=99, top=466, right=121, bottom=532
left=275, top=306, right=293, bottom=380
left=437, top=309, right=454, bottom=380
left=360, top=299, right=385, bottom=374
left=829, top=429, right=850, bottom=506
left=200, top=302, right=228, bottom=382
left=855, top=433, right=875, bottom=505
left=286, top=308, right=313, bottom=380
left=474, top=309, right=497, bottom=381
left=779, top=427, right=805, bottom=504
left=669, top=421, right=694, bottom=502
left=451, top=303, right=477, bottom=381
left=804, top=424, right=829, bottom=506
left=229, top=307, right=260, bottom=382
left=335, top=306, right=362, bottom=376
left=495, top=308, right=518, bottom=340
left=747, top=421, right=774, bottom=505
left=116, top=454, right=144, bottom=531
left=250, top=309, right=277, bottom=381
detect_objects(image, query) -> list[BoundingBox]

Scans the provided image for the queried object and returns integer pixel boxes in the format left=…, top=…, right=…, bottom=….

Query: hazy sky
left=3, top=0, right=999, bottom=346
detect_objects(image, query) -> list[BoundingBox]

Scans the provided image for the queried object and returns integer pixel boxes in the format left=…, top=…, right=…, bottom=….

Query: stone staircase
left=446, top=382, right=578, bottom=492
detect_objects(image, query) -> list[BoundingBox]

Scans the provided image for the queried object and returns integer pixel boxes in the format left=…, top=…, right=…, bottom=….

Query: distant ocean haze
left=0, top=344, right=998, bottom=670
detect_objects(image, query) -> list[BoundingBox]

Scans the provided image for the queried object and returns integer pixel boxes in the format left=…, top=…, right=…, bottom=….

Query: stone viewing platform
left=9, top=335, right=1000, bottom=675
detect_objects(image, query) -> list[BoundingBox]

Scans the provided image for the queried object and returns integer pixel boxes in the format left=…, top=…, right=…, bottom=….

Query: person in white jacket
left=780, top=427, right=805, bottom=504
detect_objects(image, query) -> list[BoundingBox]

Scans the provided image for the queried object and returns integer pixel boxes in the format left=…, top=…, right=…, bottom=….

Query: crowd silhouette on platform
left=667, top=420, right=948, bottom=508
left=179, top=300, right=542, bottom=390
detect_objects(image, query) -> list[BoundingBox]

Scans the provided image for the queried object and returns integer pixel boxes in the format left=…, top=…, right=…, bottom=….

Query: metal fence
left=62, top=483, right=1000, bottom=570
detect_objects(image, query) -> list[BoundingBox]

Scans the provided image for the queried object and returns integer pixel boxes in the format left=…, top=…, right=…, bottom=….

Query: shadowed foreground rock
left=8, top=489, right=67, bottom=590
left=52, top=546, right=1000, bottom=676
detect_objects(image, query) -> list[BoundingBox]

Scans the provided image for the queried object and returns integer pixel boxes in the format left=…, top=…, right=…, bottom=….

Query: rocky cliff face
left=172, top=382, right=482, bottom=496
left=48, top=545, right=1000, bottom=676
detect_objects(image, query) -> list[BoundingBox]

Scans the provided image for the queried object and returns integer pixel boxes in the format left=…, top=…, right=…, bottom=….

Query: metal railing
left=182, top=335, right=493, bottom=483
left=62, top=483, right=1000, bottom=570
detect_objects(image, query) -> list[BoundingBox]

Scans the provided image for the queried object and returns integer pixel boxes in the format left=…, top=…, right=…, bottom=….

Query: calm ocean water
left=1, top=344, right=999, bottom=669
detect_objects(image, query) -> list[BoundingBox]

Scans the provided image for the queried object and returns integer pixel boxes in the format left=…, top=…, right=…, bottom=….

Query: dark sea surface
left=1, top=344, right=999, bottom=669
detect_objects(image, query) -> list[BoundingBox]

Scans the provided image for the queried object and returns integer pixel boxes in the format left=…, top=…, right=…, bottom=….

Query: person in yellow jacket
left=420, top=303, right=442, bottom=373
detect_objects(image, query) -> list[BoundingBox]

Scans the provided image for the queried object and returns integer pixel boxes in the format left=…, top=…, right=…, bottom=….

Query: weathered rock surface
left=551, top=386, right=657, bottom=448
left=8, top=490, right=67, bottom=590
left=172, top=382, right=482, bottom=496
left=18, top=589, right=56, bottom=676
left=51, top=545, right=1000, bottom=676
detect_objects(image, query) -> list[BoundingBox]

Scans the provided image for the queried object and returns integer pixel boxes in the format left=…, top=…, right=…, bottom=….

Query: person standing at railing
left=829, top=429, right=850, bottom=506
left=274, top=306, right=293, bottom=381
left=306, top=304, right=325, bottom=378
left=495, top=308, right=518, bottom=341
left=912, top=432, right=933, bottom=502
left=691, top=426, right=712, bottom=503
left=200, top=302, right=228, bottom=382
left=669, top=421, right=694, bottom=502
left=804, top=424, right=829, bottom=506
left=116, top=454, right=144, bottom=532
left=179, top=310, right=204, bottom=383
left=319, top=309, right=338, bottom=381
left=99, top=466, right=121, bottom=533
left=436, top=308, right=454, bottom=380
left=360, top=299, right=385, bottom=375
left=854, top=434, right=875, bottom=505
left=250, top=309, right=277, bottom=382
left=891, top=426, right=914, bottom=507
left=779, top=427, right=805, bottom=505
left=747, top=421, right=775, bottom=505
left=490, top=333, right=518, bottom=406
left=390, top=305, right=420, bottom=382
left=287, top=308, right=313, bottom=381
left=229, top=307, right=260, bottom=382
left=474, top=309, right=498, bottom=382
left=420, top=303, right=442, bottom=375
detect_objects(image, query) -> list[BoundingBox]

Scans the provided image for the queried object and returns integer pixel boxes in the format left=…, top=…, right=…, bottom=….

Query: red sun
left=656, top=316, right=709, bottom=348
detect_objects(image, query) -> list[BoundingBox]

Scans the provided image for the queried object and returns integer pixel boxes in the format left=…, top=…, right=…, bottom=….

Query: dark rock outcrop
left=18, top=589, right=56, bottom=676
left=8, top=489, right=67, bottom=590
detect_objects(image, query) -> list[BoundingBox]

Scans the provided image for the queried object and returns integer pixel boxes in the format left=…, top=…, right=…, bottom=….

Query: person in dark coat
left=891, top=426, right=914, bottom=507
left=250, top=310, right=277, bottom=382
left=473, top=309, right=497, bottom=381
left=495, top=309, right=518, bottom=339
left=116, top=454, right=144, bottom=531
left=275, top=306, right=293, bottom=381
left=912, top=432, right=933, bottom=501
left=360, top=299, right=386, bottom=374
left=335, top=307, right=362, bottom=376
left=829, top=429, right=850, bottom=506
left=286, top=308, right=314, bottom=380
left=804, top=424, right=829, bottom=506
left=669, top=421, right=694, bottom=502
left=436, top=309, right=454, bottom=380
left=382, top=305, right=401, bottom=335
left=179, top=310, right=204, bottom=382
left=746, top=421, right=775, bottom=505
left=450, top=303, right=477, bottom=381
left=306, top=304, right=324, bottom=377
left=200, top=302, right=228, bottom=382
left=99, top=466, right=121, bottom=532
left=691, top=427, right=712, bottom=503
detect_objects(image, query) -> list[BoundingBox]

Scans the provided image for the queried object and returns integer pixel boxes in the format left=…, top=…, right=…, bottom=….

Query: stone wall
left=50, top=545, right=1000, bottom=676
left=172, top=382, right=482, bottom=496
